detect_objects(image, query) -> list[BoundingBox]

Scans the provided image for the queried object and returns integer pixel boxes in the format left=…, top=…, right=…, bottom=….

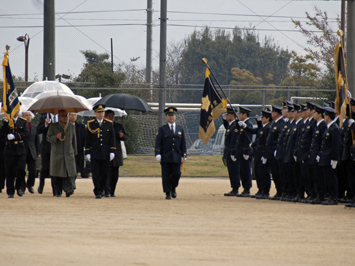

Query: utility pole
left=347, top=1, right=355, bottom=97
left=43, top=0, right=55, bottom=80
left=111, top=38, right=114, bottom=73
left=146, top=0, right=153, bottom=84
left=158, top=0, right=167, bottom=126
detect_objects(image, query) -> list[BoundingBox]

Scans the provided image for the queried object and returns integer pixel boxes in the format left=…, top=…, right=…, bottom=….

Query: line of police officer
left=223, top=100, right=355, bottom=206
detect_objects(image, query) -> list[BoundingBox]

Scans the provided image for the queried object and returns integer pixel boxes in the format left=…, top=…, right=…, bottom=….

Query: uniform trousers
left=343, top=160, right=355, bottom=197
left=39, top=153, right=56, bottom=195
left=0, top=153, right=5, bottom=190
left=267, top=157, right=281, bottom=193
left=277, top=159, right=288, bottom=194
left=105, top=166, right=120, bottom=195
left=302, top=161, right=315, bottom=196
left=294, top=162, right=305, bottom=195
left=160, top=162, right=181, bottom=193
left=323, top=165, right=338, bottom=197
left=239, top=158, right=252, bottom=189
left=285, top=162, right=297, bottom=195
left=24, top=153, right=37, bottom=189
left=4, top=153, right=26, bottom=196
left=338, top=161, right=350, bottom=198
left=91, top=159, right=110, bottom=196
left=226, top=157, right=240, bottom=189
left=313, top=164, right=326, bottom=194
left=256, top=160, right=271, bottom=193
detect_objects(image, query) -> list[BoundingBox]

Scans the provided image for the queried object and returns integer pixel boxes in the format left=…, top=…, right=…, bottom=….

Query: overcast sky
left=0, top=0, right=341, bottom=82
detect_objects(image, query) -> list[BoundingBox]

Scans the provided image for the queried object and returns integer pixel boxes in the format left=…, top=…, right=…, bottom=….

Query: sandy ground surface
left=0, top=177, right=354, bottom=266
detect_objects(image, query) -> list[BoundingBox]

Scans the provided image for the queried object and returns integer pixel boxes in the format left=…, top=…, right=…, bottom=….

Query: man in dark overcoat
left=155, top=107, right=187, bottom=200
left=104, top=109, right=128, bottom=197
left=85, top=104, right=116, bottom=199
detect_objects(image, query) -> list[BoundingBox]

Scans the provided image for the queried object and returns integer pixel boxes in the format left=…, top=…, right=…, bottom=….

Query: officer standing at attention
left=235, top=107, right=254, bottom=197
left=155, top=107, right=187, bottom=200
left=222, top=107, right=239, bottom=196
left=85, top=105, right=116, bottom=199
left=2, top=110, right=29, bottom=198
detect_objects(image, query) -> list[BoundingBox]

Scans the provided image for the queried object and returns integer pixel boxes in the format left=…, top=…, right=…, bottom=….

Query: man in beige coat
left=47, top=109, right=77, bottom=197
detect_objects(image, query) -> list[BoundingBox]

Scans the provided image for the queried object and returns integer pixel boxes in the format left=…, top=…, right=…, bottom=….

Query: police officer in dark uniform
left=85, top=104, right=116, bottom=199
left=263, top=105, right=284, bottom=200
left=2, top=110, right=29, bottom=198
left=251, top=110, right=272, bottom=199
left=222, top=107, right=240, bottom=196
left=155, top=107, right=187, bottom=200
left=345, top=100, right=355, bottom=207
left=318, top=107, right=341, bottom=205
left=235, top=107, right=254, bottom=197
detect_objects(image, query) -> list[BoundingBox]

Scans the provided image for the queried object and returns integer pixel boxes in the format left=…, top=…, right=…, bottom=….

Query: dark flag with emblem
left=2, top=52, right=21, bottom=128
left=199, top=67, right=226, bottom=145
left=334, top=38, right=349, bottom=128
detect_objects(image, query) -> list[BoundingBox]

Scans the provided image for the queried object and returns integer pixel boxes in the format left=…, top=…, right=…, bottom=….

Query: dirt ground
left=0, top=177, right=354, bottom=266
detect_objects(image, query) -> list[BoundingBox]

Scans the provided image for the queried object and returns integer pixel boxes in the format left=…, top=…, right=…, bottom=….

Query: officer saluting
left=85, top=104, right=116, bottom=199
left=155, top=107, right=187, bottom=200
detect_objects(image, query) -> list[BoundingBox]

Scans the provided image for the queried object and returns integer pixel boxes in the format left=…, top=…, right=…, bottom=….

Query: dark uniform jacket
left=264, top=116, right=284, bottom=159
left=308, top=120, right=327, bottom=165
left=155, top=123, right=186, bottom=164
left=85, top=119, right=116, bottom=160
left=319, top=121, right=341, bottom=167
left=3, top=117, right=29, bottom=155
left=275, top=119, right=290, bottom=160
left=340, top=116, right=355, bottom=161
left=223, top=119, right=238, bottom=160
left=37, top=113, right=52, bottom=155
left=25, top=123, right=40, bottom=160
left=235, top=118, right=253, bottom=159
left=285, top=119, right=303, bottom=163
left=251, top=123, right=272, bottom=161
left=297, top=117, right=317, bottom=162
left=111, top=122, right=128, bottom=167
left=74, top=122, right=86, bottom=172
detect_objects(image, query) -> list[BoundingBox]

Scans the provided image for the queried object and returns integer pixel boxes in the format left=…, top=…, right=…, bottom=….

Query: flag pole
left=202, top=58, right=238, bottom=118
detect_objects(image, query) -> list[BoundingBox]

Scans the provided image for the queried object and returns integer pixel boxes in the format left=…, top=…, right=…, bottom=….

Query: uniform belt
left=6, top=140, right=23, bottom=145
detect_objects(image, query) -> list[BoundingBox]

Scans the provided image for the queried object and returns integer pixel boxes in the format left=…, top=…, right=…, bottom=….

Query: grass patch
left=120, top=155, right=229, bottom=177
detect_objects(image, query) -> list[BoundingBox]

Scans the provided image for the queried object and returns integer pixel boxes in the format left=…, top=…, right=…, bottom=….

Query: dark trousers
left=4, top=153, right=26, bottom=196
left=39, top=153, right=53, bottom=192
left=256, top=160, right=271, bottom=193
left=0, top=154, right=5, bottom=190
left=105, top=166, right=120, bottom=195
left=285, top=162, right=297, bottom=194
left=278, top=159, right=288, bottom=193
left=323, top=165, right=338, bottom=197
left=338, top=161, right=350, bottom=198
left=295, top=162, right=305, bottom=195
left=91, top=159, right=110, bottom=196
left=267, top=157, right=280, bottom=192
left=25, top=153, right=37, bottom=188
left=303, top=161, right=315, bottom=196
left=226, top=157, right=240, bottom=189
left=313, top=164, right=326, bottom=194
left=52, top=176, right=75, bottom=194
left=161, top=162, right=181, bottom=193
left=239, top=158, right=252, bottom=189
left=254, top=160, right=261, bottom=189
left=344, top=160, right=355, bottom=197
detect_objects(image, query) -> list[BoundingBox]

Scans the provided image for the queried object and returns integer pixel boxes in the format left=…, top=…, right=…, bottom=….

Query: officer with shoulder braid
left=85, top=104, right=116, bottom=199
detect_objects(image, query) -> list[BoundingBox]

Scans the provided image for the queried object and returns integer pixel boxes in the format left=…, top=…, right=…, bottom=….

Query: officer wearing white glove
left=181, top=157, right=187, bottom=162
left=293, top=156, right=297, bottom=162
left=349, top=118, right=355, bottom=126
left=316, top=155, right=320, bottom=162
left=261, top=157, right=267, bottom=164
left=86, top=154, right=91, bottom=162
left=155, top=154, right=161, bottom=162
left=238, top=121, right=247, bottom=128
left=243, top=154, right=249, bottom=160
left=7, top=134, right=15, bottom=140
left=330, top=160, right=337, bottom=169
left=110, top=152, right=115, bottom=161
left=222, top=113, right=227, bottom=120
left=255, top=115, right=261, bottom=121
left=274, top=150, right=277, bottom=157
left=230, top=155, right=237, bottom=162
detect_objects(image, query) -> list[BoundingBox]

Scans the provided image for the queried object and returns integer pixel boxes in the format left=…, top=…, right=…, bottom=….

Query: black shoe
left=237, top=189, right=250, bottom=197
left=37, top=186, right=43, bottom=194
left=322, top=197, right=338, bottom=205
left=172, top=191, right=177, bottom=198
left=256, top=193, right=269, bottom=200
left=65, top=190, right=73, bottom=197
left=165, top=192, right=171, bottom=200
left=111, top=194, right=116, bottom=197
left=345, top=201, right=355, bottom=208
left=104, top=193, right=110, bottom=197
left=27, top=186, right=34, bottom=194
left=251, top=190, right=261, bottom=198
left=224, top=189, right=238, bottom=197
left=95, top=195, right=102, bottom=199
left=17, top=189, right=24, bottom=197
left=0, top=188, right=2, bottom=193
left=269, top=193, right=279, bottom=200
left=55, top=194, right=62, bottom=197
left=8, top=194, right=14, bottom=198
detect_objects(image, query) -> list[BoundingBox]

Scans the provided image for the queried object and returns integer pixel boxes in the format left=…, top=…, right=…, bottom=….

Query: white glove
left=222, top=113, right=227, bottom=120
left=261, top=157, right=267, bottom=164
left=110, top=152, right=115, bottom=161
left=349, top=119, right=355, bottom=126
left=316, top=155, right=320, bottom=162
left=255, top=115, right=261, bottom=121
left=4, top=118, right=9, bottom=122
left=7, top=134, right=15, bottom=140
left=181, top=157, right=187, bottom=162
left=293, top=156, right=297, bottom=162
left=274, top=150, right=277, bottom=157
left=86, top=154, right=91, bottom=162
left=243, top=154, right=249, bottom=160
left=155, top=154, right=161, bottom=162
left=230, top=155, right=236, bottom=162
left=238, top=121, right=247, bottom=128
left=249, top=143, right=253, bottom=148
left=331, top=160, right=338, bottom=169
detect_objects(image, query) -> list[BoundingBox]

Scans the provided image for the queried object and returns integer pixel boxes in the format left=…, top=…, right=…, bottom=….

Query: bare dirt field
left=0, top=177, right=354, bottom=266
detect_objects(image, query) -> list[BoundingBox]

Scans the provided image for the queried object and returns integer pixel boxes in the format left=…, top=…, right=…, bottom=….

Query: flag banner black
left=199, top=67, right=226, bottom=145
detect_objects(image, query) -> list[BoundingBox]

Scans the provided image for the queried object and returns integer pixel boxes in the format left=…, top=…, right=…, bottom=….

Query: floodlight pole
left=43, top=0, right=55, bottom=80
left=158, top=0, right=167, bottom=126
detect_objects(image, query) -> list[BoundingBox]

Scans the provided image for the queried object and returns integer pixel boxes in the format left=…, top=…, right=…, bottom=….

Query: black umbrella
left=94, top=93, right=153, bottom=112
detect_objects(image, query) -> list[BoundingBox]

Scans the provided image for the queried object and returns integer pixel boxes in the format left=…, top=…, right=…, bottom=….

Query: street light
left=55, top=74, right=71, bottom=82
left=17, top=33, right=30, bottom=83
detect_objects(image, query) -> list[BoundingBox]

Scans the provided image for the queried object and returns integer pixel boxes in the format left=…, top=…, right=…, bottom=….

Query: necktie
left=53, top=115, right=56, bottom=123
left=171, top=125, right=174, bottom=133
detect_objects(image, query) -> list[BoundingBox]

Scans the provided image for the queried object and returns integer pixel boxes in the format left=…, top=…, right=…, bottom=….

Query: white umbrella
left=22, top=80, right=74, bottom=98
left=87, top=96, right=102, bottom=105
left=34, top=90, right=74, bottom=100
left=72, top=95, right=93, bottom=111
left=18, top=96, right=37, bottom=118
